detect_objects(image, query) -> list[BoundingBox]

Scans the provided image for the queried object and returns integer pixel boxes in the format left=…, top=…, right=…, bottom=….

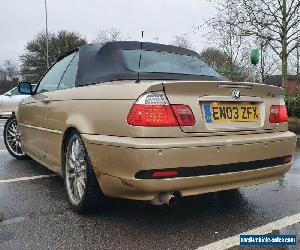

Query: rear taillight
left=283, top=155, right=293, bottom=163
left=127, top=104, right=178, bottom=126
left=269, top=105, right=288, bottom=123
left=127, top=91, right=195, bottom=126
left=171, top=105, right=195, bottom=126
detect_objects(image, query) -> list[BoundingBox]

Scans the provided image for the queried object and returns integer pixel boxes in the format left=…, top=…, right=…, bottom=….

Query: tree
left=20, top=30, right=87, bottom=83
left=254, top=38, right=279, bottom=83
left=171, top=35, right=193, bottom=49
left=200, top=47, right=232, bottom=72
left=226, top=0, right=300, bottom=88
left=297, top=45, right=300, bottom=85
left=201, top=47, right=251, bottom=80
left=287, top=43, right=300, bottom=84
left=0, top=60, right=19, bottom=81
left=93, top=28, right=125, bottom=46
left=207, top=1, right=251, bottom=81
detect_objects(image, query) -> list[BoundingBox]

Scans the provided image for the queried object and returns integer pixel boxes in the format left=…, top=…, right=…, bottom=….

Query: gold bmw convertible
left=4, top=41, right=297, bottom=213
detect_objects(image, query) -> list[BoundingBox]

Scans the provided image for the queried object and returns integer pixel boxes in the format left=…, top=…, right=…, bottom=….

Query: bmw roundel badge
left=232, top=89, right=241, bottom=99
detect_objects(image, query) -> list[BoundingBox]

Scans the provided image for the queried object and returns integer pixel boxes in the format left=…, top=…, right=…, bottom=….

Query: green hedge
left=285, top=93, right=300, bottom=118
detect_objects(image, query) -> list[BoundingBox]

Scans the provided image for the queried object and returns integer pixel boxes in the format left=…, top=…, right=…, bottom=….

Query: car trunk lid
left=162, top=81, right=284, bottom=134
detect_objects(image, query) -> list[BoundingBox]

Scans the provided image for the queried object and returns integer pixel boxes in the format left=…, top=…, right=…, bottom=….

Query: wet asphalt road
left=0, top=117, right=299, bottom=250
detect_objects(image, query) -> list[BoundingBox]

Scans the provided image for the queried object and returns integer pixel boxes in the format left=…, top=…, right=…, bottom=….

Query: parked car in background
left=3, top=41, right=297, bottom=214
left=0, top=85, right=36, bottom=117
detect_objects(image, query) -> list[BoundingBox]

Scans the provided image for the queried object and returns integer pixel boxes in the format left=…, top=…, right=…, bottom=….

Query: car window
left=10, top=88, right=21, bottom=96
left=122, top=49, right=221, bottom=77
left=58, top=53, right=79, bottom=90
left=35, top=53, right=76, bottom=94
left=32, top=84, right=37, bottom=91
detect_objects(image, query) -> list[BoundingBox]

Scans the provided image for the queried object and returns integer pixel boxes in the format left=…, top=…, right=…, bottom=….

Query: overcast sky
left=0, top=0, right=218, bottom=64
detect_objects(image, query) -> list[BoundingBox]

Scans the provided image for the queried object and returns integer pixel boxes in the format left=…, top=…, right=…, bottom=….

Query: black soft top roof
left=76, top=41, right=226, bottom=86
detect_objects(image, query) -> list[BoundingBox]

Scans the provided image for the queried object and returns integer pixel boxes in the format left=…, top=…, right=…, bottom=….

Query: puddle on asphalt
left=274, top=146, right=300, bottom=190
left=0, top=216, right=26, bottom=226
left=0, top=231, right=15, bottom=243
left=279, top=223, right=300, bottom=245
left=294, top=146, right=300, bottom=162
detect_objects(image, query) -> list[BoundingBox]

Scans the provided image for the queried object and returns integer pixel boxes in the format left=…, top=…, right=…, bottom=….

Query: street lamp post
left=44, top=0, right=49, bottom=69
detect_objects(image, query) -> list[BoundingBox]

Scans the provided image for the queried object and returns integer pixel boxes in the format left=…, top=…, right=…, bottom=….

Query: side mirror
left=18, top=82, right=33, bottom=95
left=6, top=92, right=12, bottom=97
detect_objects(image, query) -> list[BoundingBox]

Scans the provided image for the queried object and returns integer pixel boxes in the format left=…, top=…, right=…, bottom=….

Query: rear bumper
left=82, top=131, right=297, bottom=201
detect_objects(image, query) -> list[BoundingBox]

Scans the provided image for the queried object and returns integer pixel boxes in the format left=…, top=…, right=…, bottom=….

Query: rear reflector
left=269, top=105, right=288, bottom=123
left=283, top=155, right=293, bottom=163
left=152, top=170, right=178, bottom=178
left=127, top=92, right=195, bottom=127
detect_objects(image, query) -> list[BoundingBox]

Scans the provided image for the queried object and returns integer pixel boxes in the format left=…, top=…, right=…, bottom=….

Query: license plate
left=203, top=102, right=260, bottom=123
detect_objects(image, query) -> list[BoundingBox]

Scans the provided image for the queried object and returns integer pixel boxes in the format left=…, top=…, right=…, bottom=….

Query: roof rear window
left=122, top=49, right=221, bottom=77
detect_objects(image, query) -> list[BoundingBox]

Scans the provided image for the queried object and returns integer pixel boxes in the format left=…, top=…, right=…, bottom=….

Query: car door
left=1, top=89, right=14, bottom=113
left=18, top=53, right=75, bottom=161
left=44, top=52, right=79, bottom=170
left=0, top=92, right=10, bottom=113
left=1, top=88, right=27, bottom=113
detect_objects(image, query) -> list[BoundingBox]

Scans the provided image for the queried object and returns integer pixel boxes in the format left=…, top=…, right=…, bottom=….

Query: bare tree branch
left=218, top=0, right=300, bottom=88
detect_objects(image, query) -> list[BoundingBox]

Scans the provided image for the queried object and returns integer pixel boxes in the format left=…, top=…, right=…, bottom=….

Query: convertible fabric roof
left=76, top=41, right=226, bottom=86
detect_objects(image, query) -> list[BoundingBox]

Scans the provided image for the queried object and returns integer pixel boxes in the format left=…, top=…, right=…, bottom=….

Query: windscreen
left=122, top=49, right=221, bottom=77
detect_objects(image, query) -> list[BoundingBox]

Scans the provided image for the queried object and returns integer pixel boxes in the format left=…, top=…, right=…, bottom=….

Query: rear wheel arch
left=61, top=127, right=104, bottom=213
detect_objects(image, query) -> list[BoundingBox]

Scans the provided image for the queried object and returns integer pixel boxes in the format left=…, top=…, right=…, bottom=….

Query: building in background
left=264, top=75, right=299, bottom=94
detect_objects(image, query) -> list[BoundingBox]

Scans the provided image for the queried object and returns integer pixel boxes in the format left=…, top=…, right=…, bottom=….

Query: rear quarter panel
left=44, top=81, right=184, bottom=169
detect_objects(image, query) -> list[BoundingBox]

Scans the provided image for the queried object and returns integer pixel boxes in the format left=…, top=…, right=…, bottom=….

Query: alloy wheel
left=5, top=117, right=25, bottom=157
left=65, top=136, right=87, bottom=206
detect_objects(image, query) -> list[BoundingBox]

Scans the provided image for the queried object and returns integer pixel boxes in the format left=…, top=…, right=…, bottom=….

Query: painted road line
left=198, top=212, right=300, bottom=250
left=0, top=174, right=57, bottom=184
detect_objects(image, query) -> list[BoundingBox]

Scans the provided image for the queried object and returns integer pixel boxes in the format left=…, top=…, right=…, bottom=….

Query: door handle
left=42, top=97, right=51, bottom=104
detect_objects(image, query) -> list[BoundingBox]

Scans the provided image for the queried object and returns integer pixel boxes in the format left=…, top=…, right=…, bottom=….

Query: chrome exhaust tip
left=149, top=192, right=180, bottom=206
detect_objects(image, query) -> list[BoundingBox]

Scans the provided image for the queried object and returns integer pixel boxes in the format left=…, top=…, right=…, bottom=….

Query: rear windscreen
left=122, top=49, right=221, bottom=77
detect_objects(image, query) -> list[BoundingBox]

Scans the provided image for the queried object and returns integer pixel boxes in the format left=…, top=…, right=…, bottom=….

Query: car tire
left=3, top=115, right=29, bottom=160
left=63, top=131, right=104, bottom=213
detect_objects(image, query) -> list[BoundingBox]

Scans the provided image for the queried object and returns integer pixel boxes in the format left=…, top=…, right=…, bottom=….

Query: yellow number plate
left=203, top=102, right=260, bottom=123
